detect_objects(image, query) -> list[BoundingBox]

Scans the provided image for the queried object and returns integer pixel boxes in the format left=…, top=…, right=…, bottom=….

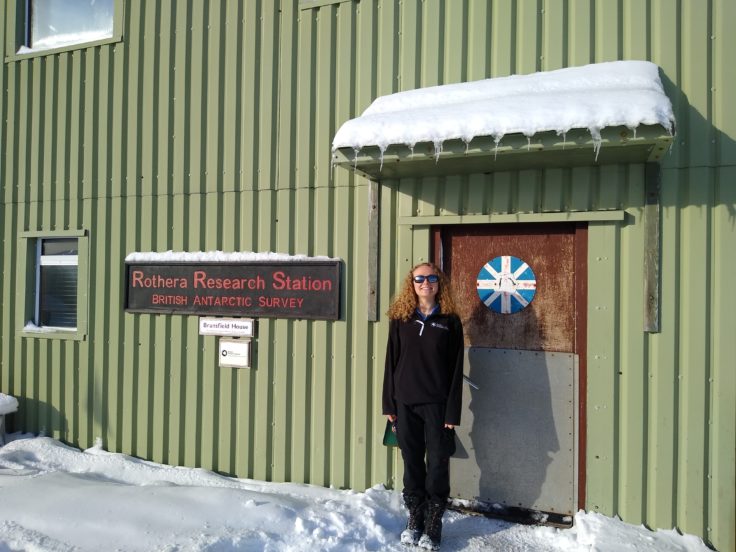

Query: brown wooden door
left=433, top=222, right=585, bottom=354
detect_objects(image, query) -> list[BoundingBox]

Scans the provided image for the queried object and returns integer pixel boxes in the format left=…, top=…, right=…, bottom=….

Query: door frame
left=431, top=222, right=589, bottom=511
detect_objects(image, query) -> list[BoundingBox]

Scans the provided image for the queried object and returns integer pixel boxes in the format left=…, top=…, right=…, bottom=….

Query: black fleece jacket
left=382, top=310, right=465, bottom=426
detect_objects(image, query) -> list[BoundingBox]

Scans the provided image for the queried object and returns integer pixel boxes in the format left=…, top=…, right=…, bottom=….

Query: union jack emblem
left=476, top=256, right=537, bottom=314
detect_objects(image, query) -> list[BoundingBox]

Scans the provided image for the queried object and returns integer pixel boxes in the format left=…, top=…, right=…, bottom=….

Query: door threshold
left=448, top=498, right=573, bottom=528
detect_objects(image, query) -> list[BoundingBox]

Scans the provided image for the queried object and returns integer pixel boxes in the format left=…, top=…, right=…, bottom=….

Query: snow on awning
left=332, top=61, right=675, bottom=180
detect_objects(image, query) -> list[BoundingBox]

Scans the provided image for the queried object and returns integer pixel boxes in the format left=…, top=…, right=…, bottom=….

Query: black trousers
left=396, top=402, right=452, bottom=504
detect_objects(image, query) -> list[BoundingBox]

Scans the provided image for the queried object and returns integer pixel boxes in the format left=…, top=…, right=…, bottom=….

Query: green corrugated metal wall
left=0, top=1, right=733, bottom=550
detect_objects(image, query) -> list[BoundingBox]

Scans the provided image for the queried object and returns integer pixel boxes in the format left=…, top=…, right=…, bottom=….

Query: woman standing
left=382, top=262, right=465, bottom=550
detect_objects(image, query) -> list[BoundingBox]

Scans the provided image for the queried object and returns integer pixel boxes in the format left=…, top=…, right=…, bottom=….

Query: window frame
left=4, top=0, right=124, bottom=62
left=19, top=230, right=88, bottom=341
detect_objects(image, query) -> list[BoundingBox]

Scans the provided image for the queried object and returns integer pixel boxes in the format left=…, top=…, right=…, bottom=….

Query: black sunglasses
left=413, top=274, right=439, bottom=284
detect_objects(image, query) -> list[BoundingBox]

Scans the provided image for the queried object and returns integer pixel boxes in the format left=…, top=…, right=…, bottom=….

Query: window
left=26, top=0, right=114, bottom=52
left=36, top=238, right=79, bottom=329
left=5, top=0, right=123, bottom=60
left=20, top=230, right=87, bottom=340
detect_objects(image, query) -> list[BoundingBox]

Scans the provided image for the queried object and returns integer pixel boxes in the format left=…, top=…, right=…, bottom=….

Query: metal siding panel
left=330, top=184, right=351, bottom=488
left=187, top=0, right=205, bottom=196
left=443, top=0, right=466, bottom=83
left=713, top=0, right=736, bottom=166
left=710, top=167, right=736, bottom=552
left=3, top=66, right=18, bottom=206
left=466, top=0, right=490, bottom=80
left=517, top=170, right=540, bottom=213
left=16, top=62, right=30, bottom=208
left=170, top=0, right=191, bottom=197
left=199, top=320, right=217, bottom=471
left=543, top=0, right=567, bottom=70
left=490, top=172, right=513, bottom=214
left=570, top=166, right=593, bottom=211
left=182, top=308, right=203, bottom=469
left=417, top=176, right=439, bottom=216
left=277, top=1, right=297, bottom=191
left=650, top=0, right=681, bottom=170
left=420, top=0, right=441, bottom=88
left=516, top=0, right=541, bottom=74
left=676, top=172, right=711, bottom=538
left=542, top=168, right=565, bottom=212
left=241, top=1, right=260, bottom=192
left=205, top=1, right=224, bottom=196
left=29, top=60, right=42, bottom=206
left=586, top=222, right=619, bottom=513
left=350, top=187, right=371, bottom=488
left=467, top=173, right=489, bottom=213
left=597, top=165, right=623, bottom=210
left=157, top=4, right=174, bottom=198
left=376, top=0, right=398, bottom=96
left=296, top=12, right=316, bottom=190
left=90, top=199, right=108, bottom=444
left=40, top=59, right=54, bottom=222
left=567, top=0, right=594, bottom=66
left=273, top=191, right=294, bottom=482
left=622, top=0, right=650, bottom=60
left=313, top=7, right=335, bottom=190
left=443, top=175, right=463, bottom=216
left=595, top=0, right=621, bottom=61
left=491, top=1, right=514, bottom=76
left=253, top=192, right=274, bottom=480
left=618, top=182, right=646, bottom=522
left=333, top=3, right=355, bottom=194
left=398, top=0, right=419, bottom=90
left=82, top=50, right=97, bottom=202
left=111, top=38, right=125, bottom=199
left=291, top=318, right=310, bottom=483
left=680, top=1, right=713, bottom=169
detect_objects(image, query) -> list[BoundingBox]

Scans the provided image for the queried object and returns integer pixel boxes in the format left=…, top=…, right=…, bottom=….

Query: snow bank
left=0, top=436, right=711, bottom=552
left=0, top=393, right=18, bottom=416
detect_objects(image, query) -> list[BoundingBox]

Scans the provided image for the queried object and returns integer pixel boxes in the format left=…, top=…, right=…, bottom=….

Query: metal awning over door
left=332, top=125, right=672, bottom=181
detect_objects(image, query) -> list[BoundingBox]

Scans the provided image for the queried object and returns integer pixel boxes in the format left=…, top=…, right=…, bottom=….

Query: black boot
left=400, top=494, right=426, bottom=546
left=418, top=500, right=445, bottom=550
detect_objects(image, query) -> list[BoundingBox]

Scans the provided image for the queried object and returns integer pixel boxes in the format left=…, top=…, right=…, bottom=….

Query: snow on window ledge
left=17, top=29, right=114, bottom=55
left=23, top=322, right=77, bottom=334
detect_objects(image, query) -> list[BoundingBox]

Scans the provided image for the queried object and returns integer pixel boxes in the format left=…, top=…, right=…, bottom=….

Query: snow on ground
left=0, top=436, right=710, bottom=552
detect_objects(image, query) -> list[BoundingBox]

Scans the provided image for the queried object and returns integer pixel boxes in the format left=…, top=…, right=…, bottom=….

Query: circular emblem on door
left=477, top=256, right=537, bottom=314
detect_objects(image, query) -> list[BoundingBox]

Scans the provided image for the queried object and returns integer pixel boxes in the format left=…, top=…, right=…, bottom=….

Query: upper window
left=5, top=0, right=122, bottom=60
left=24, top=0, right=114, bottom=53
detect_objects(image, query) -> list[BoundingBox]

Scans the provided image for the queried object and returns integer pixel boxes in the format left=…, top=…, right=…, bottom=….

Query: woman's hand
left=386, top=415, right=397, bottom=422
left=444, top=423, right=454, bottom=429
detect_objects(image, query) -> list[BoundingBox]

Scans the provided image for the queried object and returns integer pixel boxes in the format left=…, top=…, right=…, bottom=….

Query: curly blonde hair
left=387, top=262, right=459, bottom=321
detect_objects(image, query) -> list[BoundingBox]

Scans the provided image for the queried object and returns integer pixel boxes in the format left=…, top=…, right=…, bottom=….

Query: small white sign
left=219, top=339, right=251, bottom=368
left=199, top=317, right=254, bottom=337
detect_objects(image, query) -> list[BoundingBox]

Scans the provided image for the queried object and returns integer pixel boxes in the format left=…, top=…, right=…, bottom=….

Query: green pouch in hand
left=383, top=419, right=398, bottom=447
